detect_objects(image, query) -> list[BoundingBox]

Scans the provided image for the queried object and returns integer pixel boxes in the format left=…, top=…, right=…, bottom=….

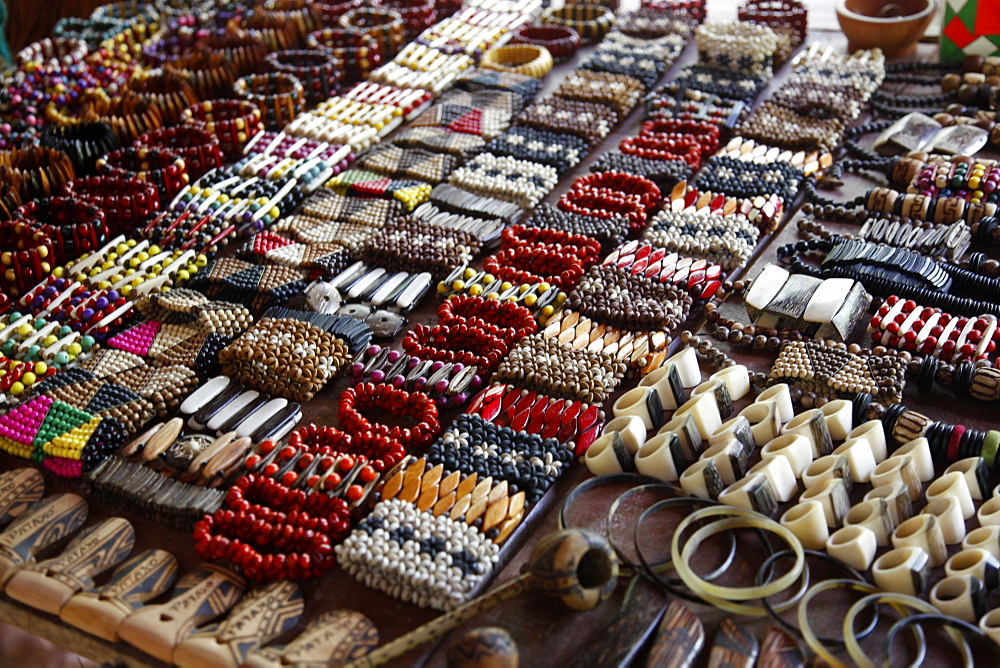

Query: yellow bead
left=67, top=343, right=83, bottom=356
left=53, top=267, right=64, bottom=278
left=21, top=372, right=35, bottom=385
left=469, top=284, right=483, bottom=296
left=453, top=280, right=465, bottom=290
left=34, top=362, right=46, bottom=375
left=969, top=177, right=981, bottom=189
left=437, top=282, right=449, bottom=294
left=464, top=268, right=476, bottom=279
left=42, top=335, right=57, bottom=347
left=121, top=285, right=133, bottom=297
left=9, top=382, right=24, bottom=396
left=17, top=324, right=31, bottom=337
left=177, top=269, right=190, bottom=282
left=523, top=293, right=537, bottom=306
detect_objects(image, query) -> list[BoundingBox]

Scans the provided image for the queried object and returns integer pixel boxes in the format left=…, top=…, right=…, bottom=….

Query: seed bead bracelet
left=0, top=147, right=76, bottom=203
left=39, top=122, right=119, bottom=176
left=337, top=497, right=501, bottom=610
left=541, top=4, right=615, bottom=44
left=481, top=44, right=554, bottom=79
left=265, top=50, right=344, bottom=108
left=518, top=97, right=619, bottom=147
left=181, top=100, right=265, bottom=163
left=510, top=25, right=580, bottom=63
left=96, top=146, right=189, bottom=201
left=193, top=473, right=352, bottom=581
left=552, top=70, right=645, bottom=117
left=496, top=333, right=626, bottom=403
left=233, top=73, right=306, bottom=131
left=339, top=382, right=441, bottom=449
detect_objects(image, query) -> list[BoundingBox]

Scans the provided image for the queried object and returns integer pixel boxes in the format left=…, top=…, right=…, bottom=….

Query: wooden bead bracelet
left=510, top=25, right=581, bottom=63
left=481, top=44, right=554, bottom=79
left=484, top=246, right=589, bottom=291
left=233, top=73, right=306, bottom=131
left=518, top=97, right=618, bottom=147
left=484, top=126, right=589, bottom=174
left=338, top=8, right=407, bottom=59
left=134, top=126, right=223, bottom=181
left=181, top=99, right=265, bottom=163
left=338, top=382, right=441, bottom=449
left=557, top=190, right=647, bottom=231
left=266, top=49, right=344, bottom=107
left=306, top=29, right=383, bottom=83
left=552, top=69, right=645, bottom=116
left=570, top=171, right=662, bottom=215
left=13, top=197, right=109, bottom=265
left=0, top=146, right=76, bottom=204
left=541, top=4, right=615, bottom=44
left=495, top=333, right=626, bottom=403
left=96, top=146, right=190, bottom=201
left=165, top=51, right=240, bottom=100
left=123, top=69, right=199, bottom=126
left=38, top=122, right=120, bottom=176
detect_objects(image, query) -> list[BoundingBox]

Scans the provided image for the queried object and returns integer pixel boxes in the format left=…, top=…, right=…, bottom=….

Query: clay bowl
left=836, top=0, right=936, bottom=57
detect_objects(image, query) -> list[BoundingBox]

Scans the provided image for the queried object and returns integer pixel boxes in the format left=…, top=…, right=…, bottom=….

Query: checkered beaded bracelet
left=448, top=153, right=558, bottom=209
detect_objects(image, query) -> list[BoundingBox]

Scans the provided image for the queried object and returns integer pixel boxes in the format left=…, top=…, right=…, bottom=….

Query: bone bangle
left=673, top=393, right=722, bottom=439
left=737, top=401, right=780, bottom=446
left=819, top=399, right=853, bottom=441
left=893, top=437, right=934, bottom=482
left=833, top=438, right=877, bottom=483
left=782, top=409, right=833, bottom=458
left=977, top=496, right=1000, bottom=528
left=612, top=386, right=663, bottom=432
left=600, top=415, right=647, bottom=455
left=864, top=482, right=914, bottom=528
left=638, top=363, right=686, bottom=410
left=802, top=455, right=852, bottom=493
left=826, top=525, right=878, bottom=572
left=673, top=506, right=805, bottom=602
left=690, top=378, right=733, bottom=422
left=661, top=346, right=700, bottom=388
left=845, top=420, right=887, bottom=463
left=925, top=471, right=975, bottom=520
left=798, top=579, right=883, bottom=668
left=921, top=495, right=967, bottom=545
left=756, top=383, right=794, bottom=424
left=708, top=365, right=750, bottom=401
left=799, top=477, right=850, bottom=528
left=700, top=440, right=750, bottom=486
left=657, top=413, right=703, bottom=460
left=870, top=455, right=922, bottom=502
left=780, top=500, right=830, bottom=550
left=718, top=473, right=779, bottom=517
left=964, top=526, right=1000, bottom=560
left=679, top=459, right=723, bottom=500
left=761, top=433, right=813, bottom=477
left=710, top=416, right=754, bottom=451
left=634, top=432, right=685, bottom=482
left=944, top=457, right=990, bottom=500
left=945, top=548, right=1000, bottom=588
left=845, top=593, right=960, bottom=667
left=584, top=431, right=633, bottom=476
left=892, top=514, right=948, bottom=567
left=749, top=456, right=798, bottom=502
left=929, top=575, right=987, bottom=623
left=872, top=546, right=931, bottom=596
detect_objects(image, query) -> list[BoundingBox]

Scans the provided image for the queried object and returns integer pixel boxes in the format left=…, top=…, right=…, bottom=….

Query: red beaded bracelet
left=510, top=25, right=581, bottom=63
left=570, top=171, right=662, bottom=215
left=96, top=146, right=190, bottom=201
left=374, top=0, right=437, bottom=39
left=338, top=383, right=441, bottom=449
left=181, top=99, right=265, bottom=162
left=619, top=135, right=704, bottom=170
left=402, top=324, right=510, bottom=373
left=437, top=294, right=537, bottom=344
left=558, top=190, right=648, bottom=230
left=14, top=197, right=108, bottom=265
left=62, top=176, right=161, bottom=236
left=484, top=246, right=589, bottom=291
left=639, top=118, right=721, bottom=155
left=283, top=424, right=405, bottom=474
left=266, top=49, right=345, bottom=107
left=307, top=29, right=384, bottom=83
left=0, top=221, right=55, bottom=297
left=134, top=126, right=223, bottom=180
left=501, top=224, right=602, bottom=263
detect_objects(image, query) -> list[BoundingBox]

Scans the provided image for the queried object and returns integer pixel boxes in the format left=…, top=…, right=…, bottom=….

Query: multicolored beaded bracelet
left=134, top=126, right=223, bottom=181
left=96, top=146, right=190, bottom=201
left=14, top=197, right=109, bottom=265
left=181, top=99, right=265, bottom=163
left=233, top=73, right=306, bottom=131
left=0, top=222, right=56, bottom=298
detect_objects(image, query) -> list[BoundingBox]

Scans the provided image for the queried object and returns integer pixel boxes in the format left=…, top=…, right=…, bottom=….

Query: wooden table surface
left=2, top=1, right=995, bottom=666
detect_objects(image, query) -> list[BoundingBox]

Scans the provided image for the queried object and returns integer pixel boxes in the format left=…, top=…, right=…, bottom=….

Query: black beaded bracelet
left=669, top=65, right=768, bottom=103
left=526, top=202, right=628, bottom=252
left=580, top=48, right=668, bottom=89
left=695, top=155, right=803, bottom=201
left=483, top=125, right=589, bottom=175
left=588, top=151, right=693, bottom=188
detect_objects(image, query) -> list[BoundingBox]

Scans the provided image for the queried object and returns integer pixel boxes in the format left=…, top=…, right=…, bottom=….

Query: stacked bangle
left=72, top=96, right=164, bottom=144
left=0, top=146, right=76, bottom=202
left=123, top=69, right=199, bottom=126
left=266, top=50, right=344, bottom=107
left=134, top=126, right=223, bottom=181
left=374, top=0, right=437, bottom=39
left=510, top=25, right=581, bottom=63
left=233, top=73, right=306, bottom=131
left=0, top=221, right=55, bottom=297
left=181, top=99, right=265, bottom=162
left=205, top=31, right=269, bottom=77
left=39, top=122, right=120, bottom=176
left=96, top=146, right=190, bottom=201
left=307, top=29, right=383, bottom=83
left=14, top=197, right=108, bottom=265
left=337, top=8, right=406, bottom=60
left=541, top=4, right=615, bottom=44
left=481, top=44, right=554, bottom=79
left=61, top=176, right=160, bottom=236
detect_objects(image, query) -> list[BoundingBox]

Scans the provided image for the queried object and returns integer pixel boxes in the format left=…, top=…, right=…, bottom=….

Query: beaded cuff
left=526, top=203, right=628, bottom=252
left=484, top=126, right=588, bottom=174
left=518, top=97, right=619, bottom=147
left=448, top=153, right=558, bottom=209
left=393, top=127, right=486, bottom=157
left=769, top=340, right=907, bottom=405
left=579, top=48, right=667, bottom=89
left=355, top=145, right=458, bottom=183
left=361, top=216, right=481, bottom=280
left=569, top=263, right=694, bottom=332
left=453, top=67, right=541, bottom=102
left=325, top=170, right=432, bottom=211
left=695, top=155, right=803, bottom=201
left=588, top=151, right=693, bottom=188
left=496, top=334, right=625, bottom=403
left=643, top=210, right=759, bottom=270
left=552, top=70, right=645, bottom=116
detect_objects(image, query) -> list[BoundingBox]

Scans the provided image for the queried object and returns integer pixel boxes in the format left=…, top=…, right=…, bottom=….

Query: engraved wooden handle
left=0, top=468, right=44, bottom=526
left=0, top=492, right=88, bottom=584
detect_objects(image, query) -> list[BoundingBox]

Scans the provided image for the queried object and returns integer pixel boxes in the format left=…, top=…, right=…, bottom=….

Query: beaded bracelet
left=241, top=9, right=301, bottom=53
left=569, top=263, right=693, bottom=332
left=325, top=170, right=432, bottom=211
left=738, top=0, right=807, bottom=51
left=481, top=44, right=554, bottom=79
left=355, top=145, right=458, bottom=183
left=739, top=101, right=847, bottom=152
left=14, top=197, right=108, bottom=266
left=541, top=4, right=615, bottom=44
left=613, top=7, right=692, bottom=39
left=375, top=0, right=437, bottom=38
left=643, top=209, right=759, bottom=270
left=0, top=147, right=76, bottom=203
left=518, top=97, right=618, bottom=147
left=96, top=146, right=189, bottom=201
left=453, top=67, right=541, bottom=102
left=338, top=8, right=407, bottom=59
left=496, top=333, right=625, bottom=403
left=619, top=134, right=703, bottom=170
left=430, top=184, right=524, bottom=224
left=553, top=70, right=645, bottom=116
left=266, top=50, right=344, bottom=107
left=233, top=73, right=306, bottom=131
left=181, top=100, right=265, bottom=162
left=402, top=323, right=510, bottom=373
left=339, top=382, right=441, bottom=448
left=204, top=31, right=269, bottom=77
left=135, top=126, right=223, bottom=181
left=579, top=48, right=667, bottom=89
left=393, top=127, right=486, bottom=157
left=361, top=216, right=480, bottom=280
left=510, top=25, right=581, bottom=63
left=74, top=96, right=164, bottom=144
left=124, top=69, right=199, bottom=126
left=16, top=37, right=88, bottom=68
left=0, top=223, right=55, bottom=298
left=526, top=203, right=628, bottom=252
left=61, top=176, right=160, bottom=237
left=588, top=152, right=693, bottom=189
left=669, top=65, right=769, bottom=103
left=52, top=17, right=127, bottom=49
left=570, top=171, right=661, bottom=215
left=314, top=0, right=365, bottom=23
left=307, top=29, right=383, bottom=84
left=695, top=21, right=778, bottom=78
left=39, top=122, right=119, bottom=176
left=558, top=190, right=647, bottom=230
left=448, top=153, right=558, bottom=209
left=483, top=126, right=588, bottom=175
left=165, top=51, right=240, bottom=100
left=337, top=497, right=500, bottom=610
left=411, top=102, right=512, bottom=139
left=695, top=155, right=803, bottom=201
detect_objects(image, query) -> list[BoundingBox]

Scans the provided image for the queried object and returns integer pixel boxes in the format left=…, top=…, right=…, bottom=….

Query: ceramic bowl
left=836, top=0, right=936, bottom=57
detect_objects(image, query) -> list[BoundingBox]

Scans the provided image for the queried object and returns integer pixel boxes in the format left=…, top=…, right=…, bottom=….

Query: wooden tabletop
left=2, top=1, right=994, bottom=667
